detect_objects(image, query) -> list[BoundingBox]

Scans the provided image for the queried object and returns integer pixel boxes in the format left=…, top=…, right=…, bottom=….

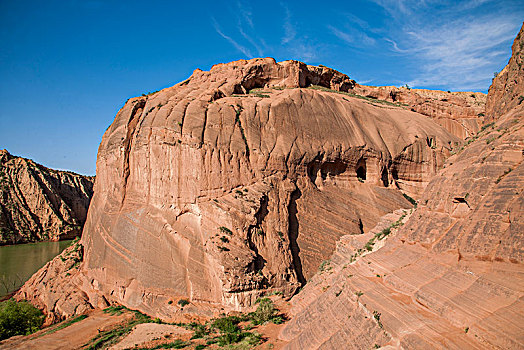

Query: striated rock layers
left=354, top=85, right=486, bottom=139
left=486, top=22, right=524, bottom=119
left=0, top=150, right=94, bottom=245
left=17, top=58, right=463, bottom=321
left=280, top=24, right=524, bottom=349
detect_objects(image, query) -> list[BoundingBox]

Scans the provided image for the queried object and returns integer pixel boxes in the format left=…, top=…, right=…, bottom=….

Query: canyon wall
left=486, top=23, right=524, bottom=119
left=354, top=85, right=486, bottom=139
left=0, top=150, right=94, bottom=245
left=17, top=58, right=467, bottom=321
left=280, top=23, right=524, bottom=350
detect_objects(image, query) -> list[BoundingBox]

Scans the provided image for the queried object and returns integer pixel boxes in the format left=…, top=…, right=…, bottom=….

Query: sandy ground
left=0, top=296, right=291, bottom=350
left=109, top=323, right=191, bottom=350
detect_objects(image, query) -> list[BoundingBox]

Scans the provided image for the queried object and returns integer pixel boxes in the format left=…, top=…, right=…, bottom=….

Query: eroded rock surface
left=280, top=25, right=524, bottom=350
left=15, top=239, right=107, bottom=325
left=18, top=58, right=464, bottom=321
left=486, top=23, right=524, bottom=119
left=0, top=150, right=94, bottom=244
left=354, top=85, right=486, bottom=139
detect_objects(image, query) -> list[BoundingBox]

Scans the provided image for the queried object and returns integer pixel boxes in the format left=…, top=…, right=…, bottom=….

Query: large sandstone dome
left=77, top=58, right=461, bottom=316
left=15, top=24, right=524, bottom=349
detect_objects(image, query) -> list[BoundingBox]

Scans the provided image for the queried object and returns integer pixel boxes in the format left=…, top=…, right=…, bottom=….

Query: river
left=0, top=240, right=73, bottom=297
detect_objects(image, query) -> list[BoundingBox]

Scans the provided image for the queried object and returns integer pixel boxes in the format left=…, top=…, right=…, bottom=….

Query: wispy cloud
left=329, top=25, right=376, bottom=47
left=329, top=26, right=353, bottom=44
left=281, top=3, right=296, bottom=44
left=212, top=18, right=253, bottom=57
left=371, top=0, right=522, bottom=90
left=236, top=0, right=254, bottom=29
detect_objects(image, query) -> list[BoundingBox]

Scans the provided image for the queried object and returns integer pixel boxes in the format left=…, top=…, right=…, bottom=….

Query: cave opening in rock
left=391, top=168, right=398, bottom=180
left=356, top=159, right=366, bottom=181
left=381, top=167, right=389, bottom=187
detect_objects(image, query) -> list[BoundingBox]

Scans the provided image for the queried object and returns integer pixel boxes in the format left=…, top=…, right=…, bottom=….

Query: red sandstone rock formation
left=17, top=58, right=463, bottom=321
left=354, top=85, right=486, bottom=139
left=280, top=24, right=524, bottom=350
left=0, top=150, right=94, bottom=244
left=486, top=23, right=524, bottom=119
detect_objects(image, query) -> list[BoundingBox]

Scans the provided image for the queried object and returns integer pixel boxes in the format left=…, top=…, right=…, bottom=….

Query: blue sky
left=0, top=0, right=522, bottom=175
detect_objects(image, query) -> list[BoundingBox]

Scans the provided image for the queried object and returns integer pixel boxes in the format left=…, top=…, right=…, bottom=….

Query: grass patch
left=84, top=306, right=153, bottom=349
left=349, top=212, right=407, bottom=263
left=40, top=314, right=87, bottom=336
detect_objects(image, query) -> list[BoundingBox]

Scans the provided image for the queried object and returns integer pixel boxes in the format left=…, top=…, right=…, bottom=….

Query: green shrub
left=249, top=298, right=277, bottom=325
left=211, top=316, right=242, bottom=334
left=402, top=193, right=417, bottom=206
left=218, top=226, right=232, bottom=235
left=0, top=299, right=44, bottom=340
left=178, top=299, right=190, bottom=307
left=188, top=322, right=209, bottom=339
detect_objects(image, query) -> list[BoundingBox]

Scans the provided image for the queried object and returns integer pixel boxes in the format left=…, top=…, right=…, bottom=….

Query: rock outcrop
left=486, top=23, right=524, bottom=119
left=0, top=150, right=94, bottom=245
left=15, top=239, right=107, bottom=325
left=17, top=58, right=464, bottom=321
left=280, top=24, right=524, bottom=350
left=354, top=85, right=486, bottom=139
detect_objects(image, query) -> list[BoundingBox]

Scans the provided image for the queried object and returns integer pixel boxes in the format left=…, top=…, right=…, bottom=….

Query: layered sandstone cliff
left=354, top=85, right=486, bottom=139
left=0, top=150, right=94, bottom=245
left=280, top=24, right=524, bottom=350
left=486, top=22, right=524, bottom=119
left=17, top=58, right=466, bottom=322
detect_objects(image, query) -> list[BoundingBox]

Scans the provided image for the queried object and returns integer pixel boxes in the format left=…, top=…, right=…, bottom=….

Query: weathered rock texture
left=0, top=150, right=94, bottom=245
left=16, top=240, right=107, bottom=325
left=354, top=85, right=486, bottom=139
left=280, top=25, right=524, bottom=350
left=18, top=58, right=466, bottom=321
left=486, top=23, right=524, bottom=119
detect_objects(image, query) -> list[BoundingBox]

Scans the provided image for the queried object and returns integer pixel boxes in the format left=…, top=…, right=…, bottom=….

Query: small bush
left=178, top=299, right=190, bottom=307
left=249, top=298, right=279, bottom=325
left=0, top=299, right=44, bottom=340
left=402, top=193, right=417, bottom=206
left=218, top=226, right=233, bottom=235
left=211, top=316, right=242, bottom=333
left=188, top=322, right=209, bottom=339
left=318, top=260, right=331, bottom=272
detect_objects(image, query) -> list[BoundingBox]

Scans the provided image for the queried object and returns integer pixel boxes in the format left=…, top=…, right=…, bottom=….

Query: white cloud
left=281, top=3, right=296, bottom=44
left=372, top=0, right=522, bottom=90
left=212, top=18, right=253, bottom=57
left=329, top=25, right=376, bottom=47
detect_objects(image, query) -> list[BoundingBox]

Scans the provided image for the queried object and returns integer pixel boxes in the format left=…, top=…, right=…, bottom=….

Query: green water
left=0, top=240, right=73, bottom=297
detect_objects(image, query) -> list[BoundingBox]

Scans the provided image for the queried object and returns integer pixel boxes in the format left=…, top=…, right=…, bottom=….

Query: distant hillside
left=0, top=150, right=94, bottom=245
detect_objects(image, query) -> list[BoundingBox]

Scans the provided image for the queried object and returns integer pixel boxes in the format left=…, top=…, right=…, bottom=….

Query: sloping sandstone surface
left=17, top=58, right=463, bottom=321
left=354, top=85, right=486, bottom=139
left=279, top=25, right=524, bottom=350
left=0, top=150, right=94, bottom=244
